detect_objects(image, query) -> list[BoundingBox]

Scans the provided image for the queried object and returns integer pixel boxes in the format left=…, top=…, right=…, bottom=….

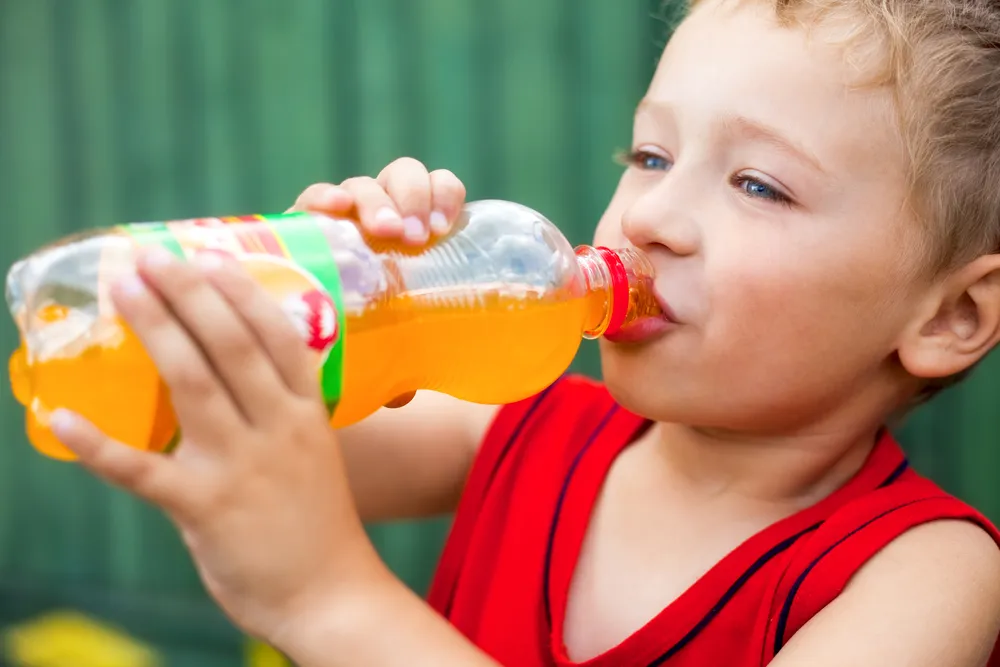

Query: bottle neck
left=575, top=245, right=660, bottom=339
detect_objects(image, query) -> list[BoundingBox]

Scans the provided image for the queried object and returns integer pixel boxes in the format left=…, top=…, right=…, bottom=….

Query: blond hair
left=681, top=0, right=1000, bottom=401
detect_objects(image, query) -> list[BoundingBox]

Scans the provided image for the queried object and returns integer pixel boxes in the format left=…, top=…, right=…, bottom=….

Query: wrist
left=266, top=563, right=403, bottom=664
left=268, top=563, right=499, bottom=667
left=264, top=541, right=394, bottom=645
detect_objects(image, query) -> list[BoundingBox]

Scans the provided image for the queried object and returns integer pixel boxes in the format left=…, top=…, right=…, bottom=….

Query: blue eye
left=742, top=179, right=777, bottom=198
left=617, top=149, right=672, bottom=172
left=638, top=153, right=671, bottom=170
left=734, top=175, right=792, bottom=206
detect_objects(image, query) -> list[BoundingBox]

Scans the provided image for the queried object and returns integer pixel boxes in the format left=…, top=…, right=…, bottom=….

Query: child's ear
left=898, top=254, right=1000, bottom=379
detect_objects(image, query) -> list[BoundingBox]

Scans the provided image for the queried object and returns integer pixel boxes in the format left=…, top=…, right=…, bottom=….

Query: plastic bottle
left=5, top=200, right=662, bottom=460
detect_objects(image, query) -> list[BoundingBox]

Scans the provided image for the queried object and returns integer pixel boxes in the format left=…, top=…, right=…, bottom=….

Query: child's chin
left=599, top=356, right=712, bottom=423
left=602, top=364, right=674, bottom=415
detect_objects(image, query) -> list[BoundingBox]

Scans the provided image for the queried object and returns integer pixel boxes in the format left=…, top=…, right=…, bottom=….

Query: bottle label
left=118, top=213, right=347, bottom=414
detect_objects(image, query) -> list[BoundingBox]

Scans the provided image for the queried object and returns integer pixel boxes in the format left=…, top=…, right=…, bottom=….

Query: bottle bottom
left=13, top=325, right=175, bottom=460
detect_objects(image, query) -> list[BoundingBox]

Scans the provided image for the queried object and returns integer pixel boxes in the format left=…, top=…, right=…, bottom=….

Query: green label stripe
left=265, top=216, right=346, bottom=411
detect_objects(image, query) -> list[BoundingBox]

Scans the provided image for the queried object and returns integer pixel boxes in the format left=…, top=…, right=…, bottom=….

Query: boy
left=50, top=0, right=1000, bottom=664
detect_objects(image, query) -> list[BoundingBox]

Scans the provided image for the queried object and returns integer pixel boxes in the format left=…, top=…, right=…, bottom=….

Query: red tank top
left=426, top=375, right=1000, bottom=666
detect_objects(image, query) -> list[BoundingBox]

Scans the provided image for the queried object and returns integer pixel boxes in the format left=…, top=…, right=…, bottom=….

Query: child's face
left=593, top=0, right=927, bottom=433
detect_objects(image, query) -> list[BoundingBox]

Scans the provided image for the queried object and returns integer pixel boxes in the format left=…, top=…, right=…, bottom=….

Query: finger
left=378, top=158, right=433, bottom=245
left=51, top=409, right=183, bottom=510
left=131, top=247, right=294, bottom=424
left=428, top=169, right=467, bottom=236
left=114, top=249, right=265, bottom=436
left=288, top=182, right=354, bottom=216
left=199, top=252, right=322, bottom=401
left=338, top=176, right=405, bottom=238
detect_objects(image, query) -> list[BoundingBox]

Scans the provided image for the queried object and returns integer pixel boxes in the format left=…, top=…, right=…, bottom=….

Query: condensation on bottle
left=5, top=200, right=662, bottom=460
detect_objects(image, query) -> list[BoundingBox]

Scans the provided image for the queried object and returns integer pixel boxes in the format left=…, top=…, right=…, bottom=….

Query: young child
left=49, top=0, right=1000, bottom=664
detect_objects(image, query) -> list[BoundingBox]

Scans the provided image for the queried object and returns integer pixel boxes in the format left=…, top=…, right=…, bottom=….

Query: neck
left=648, top=420, right=883, bottom=509
left=636, top=360, right=914, bottom=509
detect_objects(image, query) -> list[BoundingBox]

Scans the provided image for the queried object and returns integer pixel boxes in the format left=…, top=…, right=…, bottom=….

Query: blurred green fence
left=0, top=0, right=996, bottom=664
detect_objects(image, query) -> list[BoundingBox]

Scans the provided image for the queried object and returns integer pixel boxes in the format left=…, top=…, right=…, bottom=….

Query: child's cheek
left=706, top=252, right=885, bottom=361
left=704, top=256, right=819, bottom=348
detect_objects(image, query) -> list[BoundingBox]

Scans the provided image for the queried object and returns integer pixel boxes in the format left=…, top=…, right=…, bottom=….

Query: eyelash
left=613, top=148, right=795, bottom=208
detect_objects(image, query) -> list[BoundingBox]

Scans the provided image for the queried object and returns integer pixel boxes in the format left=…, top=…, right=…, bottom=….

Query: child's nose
left=620, top=184, right=700, bottom=257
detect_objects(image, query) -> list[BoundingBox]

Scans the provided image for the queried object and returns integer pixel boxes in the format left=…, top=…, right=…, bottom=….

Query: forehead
left=646, top=0, right=905, bottom=184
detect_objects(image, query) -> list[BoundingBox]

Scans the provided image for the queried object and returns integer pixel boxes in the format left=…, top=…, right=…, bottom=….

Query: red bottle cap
left=595, top=247, right=630, bottom=336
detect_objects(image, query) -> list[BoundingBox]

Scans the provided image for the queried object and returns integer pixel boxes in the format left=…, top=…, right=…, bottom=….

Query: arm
left=54, top=165, right=509, bottom=662
left=772, top=519, right=1000, bottom=667
left=50, top=204, right=511, bottom=664
left=338, top=393, right=499, bottom=522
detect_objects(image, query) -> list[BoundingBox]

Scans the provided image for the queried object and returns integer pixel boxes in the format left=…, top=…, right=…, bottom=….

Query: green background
left=0, top=1, right=996, bottom=664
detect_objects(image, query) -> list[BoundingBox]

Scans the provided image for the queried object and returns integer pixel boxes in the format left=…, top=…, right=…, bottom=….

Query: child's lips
left=654, top=290, right=680, bottom=325
left=603, top=288, right=680, bottom=344
left=603, top=315, right=678, bottom=343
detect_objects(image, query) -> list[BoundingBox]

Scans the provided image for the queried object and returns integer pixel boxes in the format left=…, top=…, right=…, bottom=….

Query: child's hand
left=288, top=157, right=467, bottom=247
left=49, top=246, right=389, bottom=643
left=290, top=158, right=468, bottom=410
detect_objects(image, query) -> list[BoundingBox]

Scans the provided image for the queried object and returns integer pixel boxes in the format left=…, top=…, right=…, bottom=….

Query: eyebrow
left=634, top=100, right=828, bottom=176
left=721, top=115, right=828, bottom=175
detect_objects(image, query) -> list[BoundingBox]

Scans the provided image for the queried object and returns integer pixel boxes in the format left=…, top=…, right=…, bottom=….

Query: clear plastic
left=5, top=200, right=660, bottom=460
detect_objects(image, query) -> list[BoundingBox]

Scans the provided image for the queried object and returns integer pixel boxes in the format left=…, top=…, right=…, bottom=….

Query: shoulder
left=775, top=518, right=1000, bottom=666
left=463, top=373, right=608, bottom=472
left=461, top=374, right=621, bottom=503
left=851, top=518, right=1000, bottom=608
left=849, top=518, right=1000, bottom=616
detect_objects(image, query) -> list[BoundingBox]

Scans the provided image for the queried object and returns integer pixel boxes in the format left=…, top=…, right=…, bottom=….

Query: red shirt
left=427, top=374, right=1000, bottom=666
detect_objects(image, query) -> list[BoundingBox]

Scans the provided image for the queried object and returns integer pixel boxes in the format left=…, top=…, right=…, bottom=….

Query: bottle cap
left=595, top=247, right=630, bottom=336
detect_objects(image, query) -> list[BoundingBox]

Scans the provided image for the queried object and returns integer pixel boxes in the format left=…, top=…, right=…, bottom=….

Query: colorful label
left=118, top=213, right=346, bottom=413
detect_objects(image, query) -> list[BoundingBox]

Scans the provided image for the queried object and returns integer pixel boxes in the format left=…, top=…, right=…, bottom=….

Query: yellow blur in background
left=243, top=640, right=292, bottom=667
left=3, top=610, right=160, bottom=667
left=1, top=610, right=290, bottom=667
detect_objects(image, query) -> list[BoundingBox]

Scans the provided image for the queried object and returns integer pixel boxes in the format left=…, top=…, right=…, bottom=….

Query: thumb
left=51, top=409, right=180, bottom=509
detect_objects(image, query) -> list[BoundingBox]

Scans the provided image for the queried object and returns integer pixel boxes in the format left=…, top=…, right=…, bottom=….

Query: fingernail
left=403, top=216, right=428, bottom=243
left=49, top=408, right=77, bottom=438
left=373, top=207, right=402, bottom=233
left=321, top=186, right=347, bottom=208
left=141, top=246, right=176, bottom=269
left=430, top=211, right=449, bottom=235
left=116, top=273, right=147, bottom=299
left=195, top=250, right=224, bottom=272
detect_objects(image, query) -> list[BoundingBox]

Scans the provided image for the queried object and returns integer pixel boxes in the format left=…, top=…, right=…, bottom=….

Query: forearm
left=339, top=424, right=470, bottom=521
left=337, top=394, right=498, bottom=522
left=272, top=570, right=501, bottom=667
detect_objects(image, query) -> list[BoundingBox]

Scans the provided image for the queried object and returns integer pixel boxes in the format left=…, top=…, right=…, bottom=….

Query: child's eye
left=732, top=174, right=793, bottom=207
left=615, top=148, right=673, bottom=172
